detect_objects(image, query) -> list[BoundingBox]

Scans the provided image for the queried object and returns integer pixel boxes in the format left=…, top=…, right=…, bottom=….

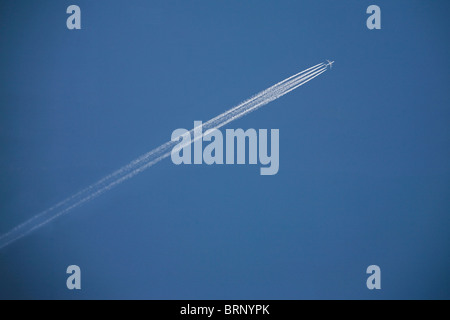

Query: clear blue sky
left=1, top=0, right=449, bottom=299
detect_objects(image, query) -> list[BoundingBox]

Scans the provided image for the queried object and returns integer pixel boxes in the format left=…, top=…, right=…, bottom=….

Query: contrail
left=0, top=61, right=332, bottom=250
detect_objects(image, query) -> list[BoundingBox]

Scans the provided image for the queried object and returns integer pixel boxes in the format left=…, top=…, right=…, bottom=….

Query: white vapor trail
left=0, top=61, right=331, bottom=250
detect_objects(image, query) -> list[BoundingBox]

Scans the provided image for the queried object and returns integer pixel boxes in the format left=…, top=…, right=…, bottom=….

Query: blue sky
left=1, top=0, right=449, bottom=299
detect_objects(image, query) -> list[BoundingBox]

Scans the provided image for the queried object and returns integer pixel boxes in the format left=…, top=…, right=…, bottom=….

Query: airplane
left=326, top=60, right=335, bottom=69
